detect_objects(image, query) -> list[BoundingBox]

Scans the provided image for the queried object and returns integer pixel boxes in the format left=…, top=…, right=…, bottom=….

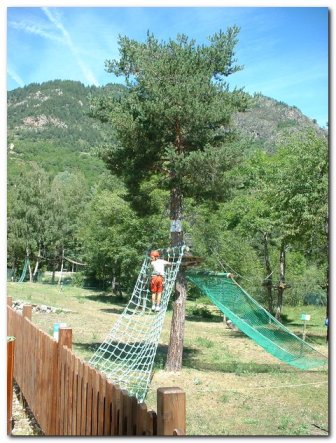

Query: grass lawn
left=7, top=282, right=329, bottom=436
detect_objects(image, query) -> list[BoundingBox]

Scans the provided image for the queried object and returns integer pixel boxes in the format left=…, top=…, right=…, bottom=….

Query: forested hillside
left=7, top=79, right=328, bottom=316
left=7, top=80, right=123, bottom=184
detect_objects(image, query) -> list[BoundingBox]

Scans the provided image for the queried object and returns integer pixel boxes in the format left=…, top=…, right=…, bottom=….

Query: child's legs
left=150, top=276, right=164, bottom=305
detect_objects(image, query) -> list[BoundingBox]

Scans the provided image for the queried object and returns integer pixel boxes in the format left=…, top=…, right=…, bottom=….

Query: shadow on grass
left=73, top=340, right=300, bottom=376
left=153, top=344, right=199, bottom=370
left=185, top=314, right=223, bottom=323
left=183, top=359, right=295, bottom=374
left=154, top=343, right=295, bottom=374
left=86, top=293, right=126, bottom=305
left=99, top=307, right=124, bottom=315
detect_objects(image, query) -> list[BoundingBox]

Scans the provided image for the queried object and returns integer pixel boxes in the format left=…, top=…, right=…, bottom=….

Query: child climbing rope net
left=89, top=245, right=185, bottom=402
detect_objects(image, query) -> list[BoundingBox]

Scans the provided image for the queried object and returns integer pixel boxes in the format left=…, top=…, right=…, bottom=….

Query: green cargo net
left=89, top=245, right=185, bottom=402
left=186, top=271, right=328, bottom=371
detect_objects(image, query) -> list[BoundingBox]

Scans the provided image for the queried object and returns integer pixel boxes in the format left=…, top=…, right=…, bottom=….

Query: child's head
left=150, top=250, right=160, bottom=260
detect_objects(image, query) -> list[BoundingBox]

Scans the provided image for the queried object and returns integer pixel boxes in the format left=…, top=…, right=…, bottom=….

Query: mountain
left=7, top=80, right=327, bottom=182
left=232, top=93, right=327, bottom=152
left=7, top=80, right=123, bottom=184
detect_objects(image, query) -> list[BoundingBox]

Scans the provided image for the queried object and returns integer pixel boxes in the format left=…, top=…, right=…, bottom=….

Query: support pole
left=157, top=387, right=186, bottom=435
left=59, top=327, right=72, bottom=349
left=22, top=304, right=32, bottom=321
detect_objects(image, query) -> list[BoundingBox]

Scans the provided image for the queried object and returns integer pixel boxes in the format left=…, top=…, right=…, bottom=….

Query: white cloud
left=8, top=20, right=64, bottom=43
left=42, top=7, right=99, bottom=86
left=7, top=68, right=25, bottom=87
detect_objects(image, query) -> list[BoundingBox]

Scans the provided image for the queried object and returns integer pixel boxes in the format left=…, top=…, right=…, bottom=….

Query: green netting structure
left=18, top=258, right=30, bottom=283
left=89, top=245, right=185, bottom=402
left=187, top=271, right=328, bottom=371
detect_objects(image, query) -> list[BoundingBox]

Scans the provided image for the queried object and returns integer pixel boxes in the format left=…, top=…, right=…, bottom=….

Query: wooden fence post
left=22, top=304, right=32, bottom=320
left=157, top=387, right=186, bottom=436
left=59, top=327, right=72, bottom=349
left=7, top=337, right=15, bottom=435
left=7, top=296, right=13, bottom=307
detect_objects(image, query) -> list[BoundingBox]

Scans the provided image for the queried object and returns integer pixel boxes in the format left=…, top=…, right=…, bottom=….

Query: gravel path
left=11, top=383, right=43, bottom=436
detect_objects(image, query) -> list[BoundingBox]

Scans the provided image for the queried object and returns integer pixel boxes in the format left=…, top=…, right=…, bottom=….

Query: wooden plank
left=58, top=346, right=66, bottom=435
left=67, top=351, right=75, bottom=435
left=26, top=317, right=33, bottom=410
left=71, top=355, right=79, bottom=435
left=38, top=331, right=47, bottom=433
left=125, top=393, right=133, bottom=435
left=34, top=321, right=41, bottom=415
left=76, top=359, right=83, bottom=436
left=97, top=374, right=106, bottom=435
left=43, top=331, right=51, bottom=433
left=104, top=381, right=113, bottom=435
left=91, top=369, right=100, bottom=435
left=127, top=395, right=138, bottom=435
left=43, top=332, right=51, bottom=434
left=119, top=389, right=130, bottom=435
left=111, top=384, right=121, bottom=435
left=49, top=339, right=59, bottom=435
left=146, top=410, right=157, bottom=436
left=85, top=366, right=93, bottom=435
left=136, top=403, right=147, bottom=436
left=61, top=348, right=68, bottom=435
left=19, top=313, right=25, bottom=391
left=80, top=364, right=89, bottom=435
left=14, top=311, right=22, bottom=384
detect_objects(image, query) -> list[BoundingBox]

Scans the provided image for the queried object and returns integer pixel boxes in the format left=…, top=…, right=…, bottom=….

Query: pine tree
left=91, top=28, right=248, bottom=370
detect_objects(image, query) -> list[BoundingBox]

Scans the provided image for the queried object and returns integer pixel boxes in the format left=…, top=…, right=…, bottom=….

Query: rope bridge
left=186, top=271, right=328, bottom=371
left=89, top=245, right=185, bottom=402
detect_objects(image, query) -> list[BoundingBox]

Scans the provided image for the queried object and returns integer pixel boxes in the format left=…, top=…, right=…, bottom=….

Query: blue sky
left=6, top=6, right=329, bottom=128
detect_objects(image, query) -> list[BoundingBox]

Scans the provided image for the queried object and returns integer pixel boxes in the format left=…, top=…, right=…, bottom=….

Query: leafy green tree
left=79, top=189, right=148, bottom=291
left=91, top=29, right=248, bottom=370
left=7, top=162, right=49, bottom=281
left=222, top=130, right=328, bottom=318
left=266, top=130, right=328, bottom=317
left=45, top=171, right=89, bottom=282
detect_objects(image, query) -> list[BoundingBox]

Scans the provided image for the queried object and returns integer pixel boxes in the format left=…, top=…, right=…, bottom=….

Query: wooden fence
left=7, top=298, right=186, bottom=436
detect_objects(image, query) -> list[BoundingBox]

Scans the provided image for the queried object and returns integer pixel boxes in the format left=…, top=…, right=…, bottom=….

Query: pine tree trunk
left=165, top=272, right=187, bottom=371
left=165, top=185, right=186, bottom=371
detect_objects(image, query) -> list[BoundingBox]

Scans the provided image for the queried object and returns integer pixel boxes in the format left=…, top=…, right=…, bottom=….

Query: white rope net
left=89, top=245, right=185, bottom=402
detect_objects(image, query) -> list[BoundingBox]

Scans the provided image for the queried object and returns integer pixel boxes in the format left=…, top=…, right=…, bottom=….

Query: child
left=149, top=250, right=172, bottom=312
